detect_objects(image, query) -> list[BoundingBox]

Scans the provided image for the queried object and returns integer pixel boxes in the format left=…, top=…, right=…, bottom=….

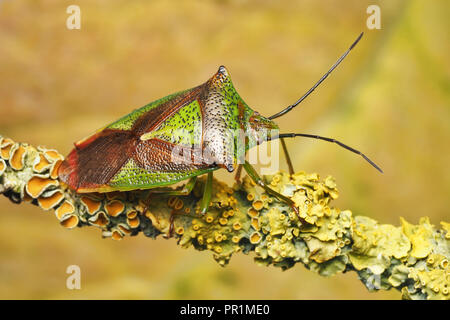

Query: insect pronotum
left=58, top=32, right=381, bottom=230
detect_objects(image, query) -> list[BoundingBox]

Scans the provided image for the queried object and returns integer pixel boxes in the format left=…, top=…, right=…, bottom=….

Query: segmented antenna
left=269, top=32, right=364, bottom=120
left=276, top=132, right=383, bottom=173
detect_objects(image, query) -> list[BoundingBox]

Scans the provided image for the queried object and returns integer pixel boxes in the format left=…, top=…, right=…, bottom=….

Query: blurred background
left=0, top=0, right=448, bottom=299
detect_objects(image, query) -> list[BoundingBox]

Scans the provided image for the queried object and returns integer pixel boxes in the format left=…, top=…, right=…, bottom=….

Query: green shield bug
left=58, top=32, right=381, bottom=226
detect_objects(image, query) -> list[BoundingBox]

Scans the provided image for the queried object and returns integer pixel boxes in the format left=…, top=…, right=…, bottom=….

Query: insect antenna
left=268, top=32, right=364, bottom=120
left=275, top=132, right=383, bottom=173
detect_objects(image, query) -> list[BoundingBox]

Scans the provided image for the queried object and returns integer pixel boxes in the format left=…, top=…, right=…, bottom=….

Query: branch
left=0, top=134, right=448, bottom=300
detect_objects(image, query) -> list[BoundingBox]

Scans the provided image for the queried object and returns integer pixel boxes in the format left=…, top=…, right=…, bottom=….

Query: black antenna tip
left=374, top=164, right=384, bottom=174
left=349, top=32, right=364, bottom=50
left=268, top=32, right=365, bottom=120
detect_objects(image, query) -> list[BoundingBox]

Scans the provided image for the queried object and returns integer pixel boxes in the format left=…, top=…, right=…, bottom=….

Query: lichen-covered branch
left=0, top=135, right=448, bottom=300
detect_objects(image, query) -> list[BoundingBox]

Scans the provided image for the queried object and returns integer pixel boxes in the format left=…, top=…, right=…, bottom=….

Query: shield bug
left=58, top=32, right=381, bottom=225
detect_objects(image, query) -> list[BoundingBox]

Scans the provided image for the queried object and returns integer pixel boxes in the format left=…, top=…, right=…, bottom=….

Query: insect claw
left=290, top=204, right=308, bottom=226
left=163, top=210, right=176, bottom=239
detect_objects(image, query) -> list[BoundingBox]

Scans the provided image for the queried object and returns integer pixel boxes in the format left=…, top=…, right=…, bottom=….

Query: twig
left=0, top=135, right=448, bottom=300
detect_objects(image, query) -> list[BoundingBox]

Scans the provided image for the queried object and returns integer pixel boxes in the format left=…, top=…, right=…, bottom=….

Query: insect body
left=58, top=66, right=276, bottom=192
left=58, top=33, right=381, bottom=220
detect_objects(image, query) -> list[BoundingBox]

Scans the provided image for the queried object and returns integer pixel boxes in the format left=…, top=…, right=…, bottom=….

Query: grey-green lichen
left=0, top=135, right=448, bottom=300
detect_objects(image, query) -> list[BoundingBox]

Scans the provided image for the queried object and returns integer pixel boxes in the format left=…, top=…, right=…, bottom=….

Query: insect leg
left=149, top=177, right=197, bottom=238
left=234, top=164, right=243, bottom=184
left=140, top=177, right=197, bottom=216
left=200, top=172, right=213, bottom=214
left=280, top=138, right=295, bottom=175
left=148, top=177, right=197, bottom=196
left=243, top=161, right=307, bottom=225
left=166, top=209, right=176, bottom=238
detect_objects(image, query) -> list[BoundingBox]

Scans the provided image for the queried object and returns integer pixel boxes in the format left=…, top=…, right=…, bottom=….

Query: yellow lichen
left=26, top=176, right=59, bottom=198
left=38, top=191, right=64, bottom=210
left=401, top=217, right=434, bottom=259
left=55, top=200, right=75, bottom=220
left=0, top=159, right=5, bottom=176
left=111, top=230, right=123, bottom=240
left=408, top=268, right=450, bottom=300
left=250, top=231, right=262, bottom=244
left=252, top=200, right=264, bottom=211
left=214, top=233, right=223, bottom=242
left=60, top=215, right=79, bottom=229
left=174, top=198, right=184, bottom=210
left=33, top=154, right=51, bottom=173
left=264, top=207, right=289, bottom=236
left=349, top=216, right=411, bottom=274
left=105, top=200, right=125, bottom=217
left=127, top=217, right=140, bottom=228
left=440, top=222, right=450, bottom=239
left=305, top=237, right=340, bottom=264
left=10, top=145, right=26, bottom=171
left=247, top=207, right=259, bottom=218
left=251, top=217, right=260, bottom=231
left=0, top=135, right=448, bottom=300
left=80, top=196, right=102, bottom=215
left=43, top=149, right=63, bottom=162
left=127, top=210, right=138, bottom=219
left=0, top=139, right=14, bottom=160
left=89, top=211, right=109, bottom=228
left=50, top=159, right=63, bottom=180
left=118, top=224, right=131, bottom=235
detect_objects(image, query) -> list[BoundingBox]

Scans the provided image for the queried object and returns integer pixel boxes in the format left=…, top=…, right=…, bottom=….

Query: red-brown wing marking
left=59, top=80, right=211, bottom=192
left=59, top=129, right=138, bottom=191
left=132, top=138, right=211, bottom=173
left=132, top=85, right=205, bottom=136
left=69, top=84, right=204, bottom=159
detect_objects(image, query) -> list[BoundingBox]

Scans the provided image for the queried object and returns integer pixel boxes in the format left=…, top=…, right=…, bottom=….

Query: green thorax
left=199, top=66, right=279, bottom=171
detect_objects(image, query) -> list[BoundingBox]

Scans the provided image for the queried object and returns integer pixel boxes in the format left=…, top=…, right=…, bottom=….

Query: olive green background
left=0, top=0, right=448, bottom=299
